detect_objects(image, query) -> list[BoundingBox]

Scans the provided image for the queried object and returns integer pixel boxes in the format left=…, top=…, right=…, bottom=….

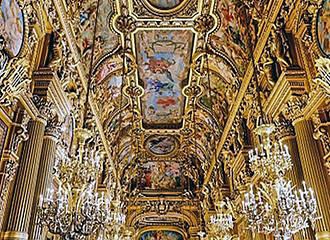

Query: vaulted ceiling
left=48, top=0, right=271, bottom=233
left=68, top=0, right=263, bottom=184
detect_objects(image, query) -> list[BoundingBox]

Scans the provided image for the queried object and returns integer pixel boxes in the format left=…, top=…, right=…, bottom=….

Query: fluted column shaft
left=29, top=133, right=58, bottom=240
left=281, top=135, right=316, bottom=240
left=293, top=119, right=330, bottom=240
left=3, top=119, right=46, bottom=240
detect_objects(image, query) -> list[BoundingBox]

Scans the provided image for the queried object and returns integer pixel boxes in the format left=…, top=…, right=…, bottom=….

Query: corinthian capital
left=32, top=95, right=54, bottom=122
left=45, top=116, right=63, bottom=140
left=282, top=94, right=309, bottom=122
left=275, top=120, right=295, bottom=140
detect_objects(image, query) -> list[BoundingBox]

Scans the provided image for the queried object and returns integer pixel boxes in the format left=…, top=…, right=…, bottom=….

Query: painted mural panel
left=317, top=0, right=330, bottom=56
left=210, top=0, right=258, bottom=73
left=94, top=59, right=126, bottom=123
left=78, top=0, right=118, bottom=61
left=136, top=30, right=193, bottom=127
left=139, top=161, right=183, bottom=190
left=145, top=135, right=177, bottom=155
left=140, top=230, right=184, bottom=240
left=147, top=0, right=184, bottom=10
left=0, top=0, right=24, bottom=56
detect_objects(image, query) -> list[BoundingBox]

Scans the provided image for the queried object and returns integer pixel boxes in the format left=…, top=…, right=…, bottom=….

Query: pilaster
left=2, top=96, right=52, bottom=240
left=293, top=119, right=330, bottom=240
left=29, top=116, right=62, bottom=240
left=277, top=121, right=316, bottom=240
left=282, top=95, right=330, bottom=239
left=0, top=151, right=18, bottom=230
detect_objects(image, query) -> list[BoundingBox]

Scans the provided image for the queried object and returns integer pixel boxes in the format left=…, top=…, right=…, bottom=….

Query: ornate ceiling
left=2, top=0, right=329, bottom=238
left=65, top=0, right=259, bottom=181
left=42, top=0, right=277, bottom=234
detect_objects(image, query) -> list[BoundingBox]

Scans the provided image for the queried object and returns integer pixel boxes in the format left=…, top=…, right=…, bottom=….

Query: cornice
left=18, top=93, right=39, bottom=121
left=204, top=0, right=285, bottom=185
left=303, top=89, right=327, bottom=120
left=264, top=68, right=307, bottom=118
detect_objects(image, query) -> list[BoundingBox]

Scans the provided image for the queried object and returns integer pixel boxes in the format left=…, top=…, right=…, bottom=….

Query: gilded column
left=283, top=96, right=330, bottom=240
left=277, top=121, right=315, bottom=240
left=0, top=152, right=18, bottom=229
left=29, top=116, right=62, bottom=240
left=3, top=96, right=52, bottom=240
left=293, top=118, right=330, bottom=240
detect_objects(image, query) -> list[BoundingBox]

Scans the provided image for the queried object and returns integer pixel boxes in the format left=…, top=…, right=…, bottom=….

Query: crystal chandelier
left=38, top=129, right=113, bottom=240
left=37, top=0, right=126, bottom=237
left=239, top=8, right=319, bottom=238
left=242, top=179, right=318, bottom=240
left=249, top=123, right=292, bottom=179
left=209, top=201, right=234, bottom=240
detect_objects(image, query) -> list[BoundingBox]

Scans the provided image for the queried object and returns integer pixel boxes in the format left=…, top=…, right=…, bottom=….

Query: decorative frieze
left=275, top=120, right=295, bottom=140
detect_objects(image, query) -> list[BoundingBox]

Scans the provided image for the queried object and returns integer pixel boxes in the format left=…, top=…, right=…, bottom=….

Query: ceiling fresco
left=317, top=0, right=330, bottom=56
left=145, top=135, right=178, bottom=156
left=0, top=0, right=24, bottom=56
left=138, top=161, right=183, bottom=191
left=76, top=0, right=119, bottom=72
left=135, top=30, right=193, bottom=128
left=147, top=0, right=184, bottom=10
left=5, top=0, right=323, bottom=238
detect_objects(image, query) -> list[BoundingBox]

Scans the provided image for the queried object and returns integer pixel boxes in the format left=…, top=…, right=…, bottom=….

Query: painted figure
left=140, top=162, right=181, bottom=190
left=147, top=136, right=176, bottom=155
